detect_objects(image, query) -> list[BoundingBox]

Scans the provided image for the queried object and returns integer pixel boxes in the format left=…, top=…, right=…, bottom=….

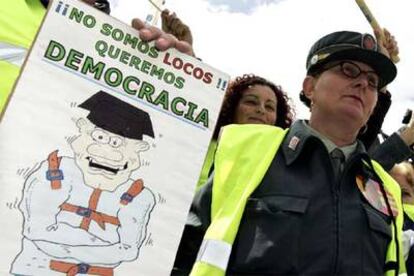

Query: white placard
left=0, top=0, right=229, bottom=275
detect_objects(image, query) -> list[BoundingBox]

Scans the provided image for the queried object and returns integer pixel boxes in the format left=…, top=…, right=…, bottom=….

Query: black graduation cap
left=79, top=91, right=154, bottom=140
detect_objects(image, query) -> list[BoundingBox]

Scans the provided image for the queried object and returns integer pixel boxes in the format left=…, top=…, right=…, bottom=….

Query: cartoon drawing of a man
left=11, top=91, right=156, bottom=275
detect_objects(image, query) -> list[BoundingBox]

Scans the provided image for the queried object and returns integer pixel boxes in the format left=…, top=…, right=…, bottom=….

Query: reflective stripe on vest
left=190, top=124, right=405, bottom=276
left=0, top=42, right=27, bottom=67
left=195, top=239, right=232, bottom=271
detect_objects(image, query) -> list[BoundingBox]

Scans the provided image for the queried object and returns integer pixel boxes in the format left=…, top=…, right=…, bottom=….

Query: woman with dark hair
left=157, top=12, right=295, bottom=188
left=213, top=74, right=294, bottom=139
left=197, top=74, right=295, bottom=188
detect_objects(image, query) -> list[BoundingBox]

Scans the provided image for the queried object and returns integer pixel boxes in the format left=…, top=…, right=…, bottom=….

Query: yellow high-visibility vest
left=0, top=0, right=45, bottom=113
left=190, top=124, right=405, bottom=276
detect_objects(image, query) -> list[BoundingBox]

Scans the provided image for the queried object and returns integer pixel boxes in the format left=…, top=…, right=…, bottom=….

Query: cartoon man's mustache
left=86, top=157, right=128, bottom=174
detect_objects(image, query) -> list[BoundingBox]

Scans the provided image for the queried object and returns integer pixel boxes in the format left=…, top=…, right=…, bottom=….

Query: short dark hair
left=213, top=74, right=294, bottom=139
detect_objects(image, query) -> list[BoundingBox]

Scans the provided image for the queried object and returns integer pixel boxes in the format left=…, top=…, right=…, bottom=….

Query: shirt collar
left=283, top=120, right=363, bottom=165
left=303, top=121, right=358, bottom=160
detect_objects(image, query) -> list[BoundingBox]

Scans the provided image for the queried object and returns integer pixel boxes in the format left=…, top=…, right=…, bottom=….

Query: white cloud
left=204, top=0, right=285, bottom=14
left=113, top=0, right=414, bottom=134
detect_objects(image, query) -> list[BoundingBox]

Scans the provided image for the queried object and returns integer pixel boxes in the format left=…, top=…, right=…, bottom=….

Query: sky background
left=110, top=0, right=414, bottom=134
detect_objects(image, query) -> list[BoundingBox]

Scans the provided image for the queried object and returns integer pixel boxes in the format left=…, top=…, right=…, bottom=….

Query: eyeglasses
left=324, top=61, right=381, bottom=90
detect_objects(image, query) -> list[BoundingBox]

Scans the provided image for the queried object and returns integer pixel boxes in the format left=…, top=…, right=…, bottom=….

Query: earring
left=309, top=101, right=314, bottom=111
left=359, top=124, right=368, bottom=135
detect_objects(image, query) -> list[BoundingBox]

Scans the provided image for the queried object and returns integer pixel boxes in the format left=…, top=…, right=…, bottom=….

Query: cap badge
left=311, top=53, right=330, bottom=65
left=310, top=54, right=319, bottom=65
left=361, top=33, right=377, bottom=51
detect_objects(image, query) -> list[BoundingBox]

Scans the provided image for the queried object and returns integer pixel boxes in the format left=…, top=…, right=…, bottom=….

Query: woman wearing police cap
left=198, top=32, right=404, bottom=275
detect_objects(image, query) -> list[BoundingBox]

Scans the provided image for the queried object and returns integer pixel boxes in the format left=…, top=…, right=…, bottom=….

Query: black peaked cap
left=300, top=31, right=397, bottom=107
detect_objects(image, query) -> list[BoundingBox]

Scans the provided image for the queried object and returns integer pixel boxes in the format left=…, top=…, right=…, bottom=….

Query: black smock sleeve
left=370, top=133, right=413, bottom=171
left=359, top=90, right=392, bottom=149
left=360, top=90, right=413, bottom=170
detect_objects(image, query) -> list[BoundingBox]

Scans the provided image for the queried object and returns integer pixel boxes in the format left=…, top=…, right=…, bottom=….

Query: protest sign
left=0, top=0, right=229, bottom=275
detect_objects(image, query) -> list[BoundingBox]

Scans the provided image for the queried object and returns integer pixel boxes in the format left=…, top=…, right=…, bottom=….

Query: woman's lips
left=247, top=117, right=266, bottom=123
left=344, top=95, right=364, bottom=107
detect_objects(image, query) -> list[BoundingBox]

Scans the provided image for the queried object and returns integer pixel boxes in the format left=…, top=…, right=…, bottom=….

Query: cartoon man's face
left=70, top=118, right=150, bottom=191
